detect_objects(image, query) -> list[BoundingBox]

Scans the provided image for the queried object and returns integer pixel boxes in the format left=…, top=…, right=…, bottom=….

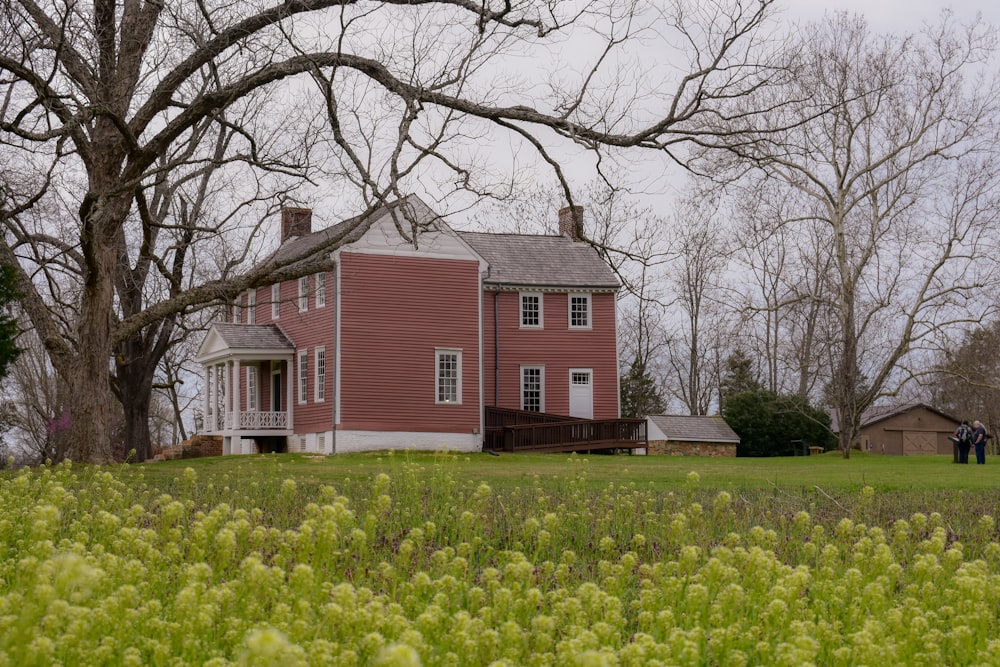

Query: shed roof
left=646, top=415, right=740, bottom=444
left=458, top=231, right=619, bottom=290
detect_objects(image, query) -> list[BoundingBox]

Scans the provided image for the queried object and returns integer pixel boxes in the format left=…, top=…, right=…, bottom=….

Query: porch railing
left=485, top=407, right=647, bottom=453
left=207, top=411, right=289, bottom=431
left=238, top=411, right=289, bottom=429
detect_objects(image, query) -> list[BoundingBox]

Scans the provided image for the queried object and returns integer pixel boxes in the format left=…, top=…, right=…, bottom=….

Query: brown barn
left=835, top=403, right=962, bottom=455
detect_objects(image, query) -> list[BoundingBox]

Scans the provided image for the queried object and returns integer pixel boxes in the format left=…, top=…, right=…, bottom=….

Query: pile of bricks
left=149, top=435, right=223, bottom=462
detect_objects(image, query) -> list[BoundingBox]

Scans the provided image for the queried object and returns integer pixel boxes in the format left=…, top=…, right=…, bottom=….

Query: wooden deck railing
left=485, top=407, right=647, bottom=453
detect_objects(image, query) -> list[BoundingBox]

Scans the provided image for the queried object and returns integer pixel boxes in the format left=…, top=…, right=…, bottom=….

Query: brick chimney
left=558, top=205, right=584, bottom=241
left=281, top=207, right=312, bottom=242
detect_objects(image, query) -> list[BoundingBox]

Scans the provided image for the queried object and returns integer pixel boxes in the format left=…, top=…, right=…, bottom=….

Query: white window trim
left=569, top=293, right=592, bottom=330
left=519, top=292, right=543, bottom=329
left=521, top=365, right=545, bottom=412
left=298, top=349, right=308, bottom=404
left=271, top=283, right=280, bottom=320
left=435, top=348, right=463, bottom=405
left=315, top=272, right=326, bottom=309
left=247, top=366, right=258, bottom=411
left=298, top=277, right=309, bottom=312
left=232, top=296, right=241, bottom=323
left=314, top=347, right=326, bottom=402
left=247, top=289, right=257, bottom=324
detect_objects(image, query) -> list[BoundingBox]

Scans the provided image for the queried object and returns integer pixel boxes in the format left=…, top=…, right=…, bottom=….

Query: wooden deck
left=485, top=407, right=647, bottom=453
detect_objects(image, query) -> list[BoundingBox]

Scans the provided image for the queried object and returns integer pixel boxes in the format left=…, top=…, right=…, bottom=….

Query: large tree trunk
left=66, top=188, right=130, bottom=464
left=116, top=330, right=165, bottom=462
left=68, top=248, right=116, bottom=464
left=122, top=384, right=153, bottom=463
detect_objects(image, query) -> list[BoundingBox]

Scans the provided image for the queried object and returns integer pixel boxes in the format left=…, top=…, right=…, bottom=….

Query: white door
left=569, top=369, right=593, bottom=419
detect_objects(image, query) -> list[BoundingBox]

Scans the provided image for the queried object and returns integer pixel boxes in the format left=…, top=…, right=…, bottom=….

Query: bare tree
left=659, top=190, right=735, bottom=415
left=713, top=12, right=1000, bottom=456
left=0, top=0, right=784, bottom=463
left=732, top=179, right=837, bottom=400
left=927, top=320, right=1000, bottom=439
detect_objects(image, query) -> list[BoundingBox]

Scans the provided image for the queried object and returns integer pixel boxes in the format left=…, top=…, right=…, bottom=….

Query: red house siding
left=483, top=291, right=618, bottom=418
left=339, top=252, right=481, bottom=433
left=235, top=272, right=336, bottom=433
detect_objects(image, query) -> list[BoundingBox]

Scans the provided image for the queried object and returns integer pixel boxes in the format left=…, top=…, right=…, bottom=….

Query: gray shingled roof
left=262, top=194, right=618, bottom=290
left=267, top=195, right=439, bottom=267
left=647, top=415, right=740, bottom=443
left=458, top=232, right=619, bottom=290
left=211, top=323, right=295, bottom=351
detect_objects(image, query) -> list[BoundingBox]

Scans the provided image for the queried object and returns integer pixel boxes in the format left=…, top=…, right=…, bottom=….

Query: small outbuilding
left=835, top=403, right=962, bottom=455
left=644, top=414, right=739, bottom=457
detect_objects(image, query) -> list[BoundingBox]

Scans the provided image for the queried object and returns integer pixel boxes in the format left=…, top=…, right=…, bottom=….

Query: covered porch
left=195, top=323, right=297, bottom=455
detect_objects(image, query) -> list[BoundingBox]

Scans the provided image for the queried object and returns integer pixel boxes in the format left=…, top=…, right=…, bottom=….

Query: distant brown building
left=834, top=403, right=962, bottom=455
left=645, top=415, right=739, bottom=457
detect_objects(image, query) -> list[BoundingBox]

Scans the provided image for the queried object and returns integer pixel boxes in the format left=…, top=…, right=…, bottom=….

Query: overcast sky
left=784, top=0, right=999, bottom=30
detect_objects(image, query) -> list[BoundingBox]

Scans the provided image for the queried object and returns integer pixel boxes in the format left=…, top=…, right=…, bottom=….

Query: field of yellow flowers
left=2, top=454, right=1000, bottom=666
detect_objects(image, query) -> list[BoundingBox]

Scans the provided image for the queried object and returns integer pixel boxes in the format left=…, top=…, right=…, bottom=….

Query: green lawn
left=133, top=449, right=999, bottom=493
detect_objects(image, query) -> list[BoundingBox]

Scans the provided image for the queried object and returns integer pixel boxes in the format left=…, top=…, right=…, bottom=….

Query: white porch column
left=204, top=365, right=213, bottom=431
left=222, top=362, right=230, bottom=430
left=233, top=359, right=241, bottom=432
left=286, top=356, right=295, bottom=431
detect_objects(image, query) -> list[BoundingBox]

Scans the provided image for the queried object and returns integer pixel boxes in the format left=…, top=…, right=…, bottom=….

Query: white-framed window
left=246, top=288, right=257, bottom=324
left=232, top=296, right=241, bottom=323
left=247, top=366, right=258, bottom=411
left=569, top=293, right=591, bottom=329
left=315, top=347, right=326, bottom=402
left=435, top=348, right=462, bottom=404
left=520, top=292, right=543, bottom=329
left=521, top=365, right=544, bottom=412
left=298, top=277, right=309, bottom=312
left=298, top=349, right=308, bottom=404
left=271, top=283, right=280, bottom=320
left=315, top=272, right=326, bottom=308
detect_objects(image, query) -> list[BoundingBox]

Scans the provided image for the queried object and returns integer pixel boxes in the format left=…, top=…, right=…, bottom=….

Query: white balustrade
left=238, top=411, right=289, bottom=429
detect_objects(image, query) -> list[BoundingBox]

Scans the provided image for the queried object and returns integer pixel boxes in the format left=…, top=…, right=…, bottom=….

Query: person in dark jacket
left=972, top=420, right=988, bottom=464
left=954, top=420, right=973, bottom=464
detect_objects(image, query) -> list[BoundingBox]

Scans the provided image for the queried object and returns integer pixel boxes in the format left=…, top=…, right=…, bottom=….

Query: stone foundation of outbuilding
left=646, top=440, right=736, bottom=457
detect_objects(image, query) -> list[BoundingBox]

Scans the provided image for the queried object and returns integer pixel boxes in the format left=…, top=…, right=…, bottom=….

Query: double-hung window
left=232, top=296, right=241, bottom=323
left=271, top=284, right=281, bottom=319
left=315, top=347, right=326, bottom=402
left=521, top=366, right=544, bottom=412
left=298, top=350, right=308, bottom=404
left=247, top=366, right=258, bottom=411
left=520, top=293, right=543, bottom=329
left=569, top=293, right=591, bottom=329
left=246, top=289, right=256, bottom=324
left=315, top=273, right=326, bottom=308
left=298, top=277, right=309, bottom=312
left=436, top=349, right=462, bottom=404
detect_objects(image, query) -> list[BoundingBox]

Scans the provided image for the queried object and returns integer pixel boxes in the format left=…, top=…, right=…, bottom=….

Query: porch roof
left=196, top=323, right=295, bottom=364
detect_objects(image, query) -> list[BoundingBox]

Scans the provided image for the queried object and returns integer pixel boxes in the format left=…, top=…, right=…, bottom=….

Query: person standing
left=972, top=420, right=988, bottom=464
left=955, top=420, right=973, bottom=464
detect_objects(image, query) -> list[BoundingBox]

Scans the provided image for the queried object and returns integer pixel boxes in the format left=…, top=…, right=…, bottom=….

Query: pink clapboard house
left=195, top=195, right=626, bottom=455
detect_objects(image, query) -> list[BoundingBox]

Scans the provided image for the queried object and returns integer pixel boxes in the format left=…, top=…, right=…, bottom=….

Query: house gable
left=337, top=196, right=487, bottom=268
